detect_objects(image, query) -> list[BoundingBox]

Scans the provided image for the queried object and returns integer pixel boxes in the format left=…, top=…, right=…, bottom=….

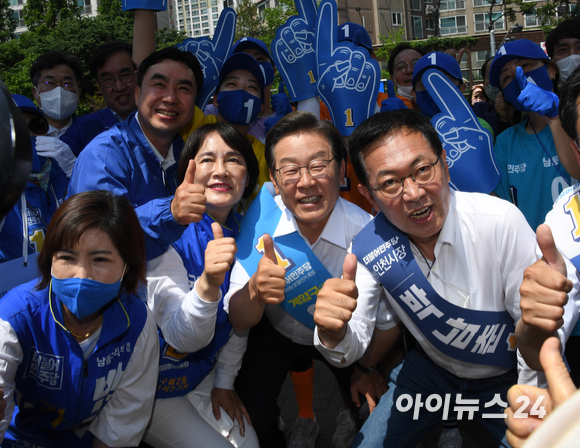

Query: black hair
left=560, top=66, right=580, bottom=143
left=89, top=41, right=135, bottom=80
left=348, top=109, right=443, bottom=189
left=388, top=43, right=426, bottom=78
left=177, top=122, right=259, bottom=199
left=30, top=50, right=84, bottom=86
left=264, top=111, right=343, bottom=173
left=137, top=47, right=203, bottom=96
left=546, top=19, right=580, bottom=59
left=481, top=57, right=493, bottom=84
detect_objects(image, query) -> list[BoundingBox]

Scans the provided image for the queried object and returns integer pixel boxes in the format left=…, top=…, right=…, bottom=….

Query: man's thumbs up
left=171, top=159, right=206, bottom=225
left=520, top=224, right=572, bottom=334
left=314, top=254, right=359, bottom=349
left=250, top=234, right=286, bottom=306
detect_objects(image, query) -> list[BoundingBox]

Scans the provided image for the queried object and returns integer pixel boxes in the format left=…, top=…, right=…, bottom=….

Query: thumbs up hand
left=314, top=253, right=358, bottom=348
left=380, top=80, right=407, bottom=113
left=505, top=337, right=577, bottom=447
left=249, top=234, right=287, bottom=306
left=514, top=66, right=559, bottom=118
left=520, top=224, right=572, bottom=334
left=197, top=222, right=238, bottom=302
left=171, top=160, right=207, bottom=225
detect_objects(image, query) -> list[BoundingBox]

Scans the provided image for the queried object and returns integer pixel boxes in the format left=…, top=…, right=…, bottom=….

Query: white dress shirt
left=315, top=191, right=578, bottom=379
left=224, top=192, right=372, bottom=346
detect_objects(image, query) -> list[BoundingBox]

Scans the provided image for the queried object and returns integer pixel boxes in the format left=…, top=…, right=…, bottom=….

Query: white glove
left=35, top=136, right=77, bottom=178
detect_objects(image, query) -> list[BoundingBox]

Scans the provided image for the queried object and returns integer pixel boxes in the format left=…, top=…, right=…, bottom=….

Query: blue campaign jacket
left=156, top=212, right=239, bottom=399
left=60, top=107, right=121, bottom=156
left=67, top=112, right=187, bottom=260
left=0, top=145, right=68, bottom=264
left=0, top=280, right=148, bottom=447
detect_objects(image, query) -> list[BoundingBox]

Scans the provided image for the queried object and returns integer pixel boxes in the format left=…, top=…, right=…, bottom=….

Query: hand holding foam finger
left=171, top=160, right=206, bottom=225
left=380, top=80, right=407, bottom=112
left=314, top=254, right=358, bottom=347
left=514, top=66, right=559, bottom=117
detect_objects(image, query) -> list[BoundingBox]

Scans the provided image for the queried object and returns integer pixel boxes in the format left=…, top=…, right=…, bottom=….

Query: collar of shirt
left=135, top=112, right=176, bottom=170
left=433, top=189, right=458, bottom=256
left=112, top=109, right=124, bottom=122
left=47, top=117, right=73, bottom=139
left=271, top=191, right=347, bottom=252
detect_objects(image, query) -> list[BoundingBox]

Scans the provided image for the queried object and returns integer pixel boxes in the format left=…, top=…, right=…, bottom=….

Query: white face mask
left=36, top=86, right=78, bottom=121
left=556, top=54, right=580, bottom=83
left=394, top=83, right=413, bottom=100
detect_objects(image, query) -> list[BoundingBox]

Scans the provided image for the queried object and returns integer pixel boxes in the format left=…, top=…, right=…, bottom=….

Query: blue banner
left=351, top=212, right=517, bottom=369
left=237, top=184, right=333, bottom=329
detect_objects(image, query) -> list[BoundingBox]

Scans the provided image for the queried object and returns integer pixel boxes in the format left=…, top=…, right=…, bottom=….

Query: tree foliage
left=258, top=0, right=297, bottom=45
left=0, top=0, right=17, bottom=43
left=23, top=0, right=82, bottom=32
left=235, top=0, right=266, bottom=41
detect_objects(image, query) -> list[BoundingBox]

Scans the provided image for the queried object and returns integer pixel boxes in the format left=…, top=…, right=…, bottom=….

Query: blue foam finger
left=174, top=8, right=236, bottom=109
left=315, top=0, right=380, bottom=136
left=516, top=66, right=527, bottom=91
left=422, top=69, right=500, bottom=194
left=123, top=0, right=167, bottom=10
left=271, top=0, right=318, bottom=102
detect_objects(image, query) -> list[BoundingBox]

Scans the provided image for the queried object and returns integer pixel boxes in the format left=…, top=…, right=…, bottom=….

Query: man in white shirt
left=313, top=109, right=577, bottom=447
left=225, top=111, right=372, bottom=447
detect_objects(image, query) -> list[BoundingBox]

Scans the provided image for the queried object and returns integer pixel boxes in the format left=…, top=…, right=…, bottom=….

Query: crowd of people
left=1, top=0, right=580, bottom=447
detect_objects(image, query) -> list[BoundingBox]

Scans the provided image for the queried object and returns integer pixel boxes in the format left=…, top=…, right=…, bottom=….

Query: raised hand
left=515, top=66, right=559, bottom=118
left=197, top=222, right=238, bottom=301
left=505, top=337, right=577, bottom=447
left=175, top=8, right=237, bottom=109
left=271, top=0, right=318, bottom=102
left=380, top=79, right=407, bottom=113
left=422, top=67, right=500, bottom=194
left=315, top=0, right=380, bottom=136
left=171, top=160, right=206, bottom=225
left=520, top=224, right=572, bottom=334
left=249, top=234, right=286, bottom=306
left=314, top=253, right=358, bottom=348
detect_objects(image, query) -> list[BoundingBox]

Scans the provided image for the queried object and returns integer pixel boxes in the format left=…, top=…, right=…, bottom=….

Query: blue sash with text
left=237, top=184, right=333, bottom=330
left=351, top=212, right=517, bottom=369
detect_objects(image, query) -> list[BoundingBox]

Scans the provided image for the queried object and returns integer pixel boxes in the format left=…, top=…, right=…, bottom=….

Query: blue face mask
left=258, top=61, right=275, bottom=86
left=502, top=65, right=553, bottom=112
left=415, top=90, right=440, bottom=118
left=52, top=274, right=123, bottom=320
left=217, top=90, right=262, bottom=126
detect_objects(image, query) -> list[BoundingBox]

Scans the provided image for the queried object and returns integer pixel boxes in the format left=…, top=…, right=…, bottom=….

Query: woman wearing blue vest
left=143, top=122, right=260, bottom=448
left=0, top=190, right=159, bottom=447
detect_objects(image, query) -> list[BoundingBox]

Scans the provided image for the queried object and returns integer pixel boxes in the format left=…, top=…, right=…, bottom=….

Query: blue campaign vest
left=351, top=212, right=517, bottom=369
left=0, top=280, right=147, bottom=447
left=236, top=184, right=333, bottom=330
left=155, top=213, right=238, bottom=399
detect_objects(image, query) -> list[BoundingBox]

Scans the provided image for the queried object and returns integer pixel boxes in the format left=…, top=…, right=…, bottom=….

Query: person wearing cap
left=68, top=47, right=214, bottom=261
left=489, top=39, right=576, bottom=230
left=183, top=52, right=271, bottom=212
left=382, top=43, right=426, bottom=110
left=411, top=51, right=495, bottom=139
left=0, top=95, right=68, bottom=265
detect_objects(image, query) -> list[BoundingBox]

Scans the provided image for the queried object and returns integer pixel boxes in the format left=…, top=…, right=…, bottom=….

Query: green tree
left=0, top=0, right=17, bottom=43
left=259, top=0, right=297, bottom=45
left=235, top=0, right=266, bottom=41
left=24, top=0, right=82, bottom=32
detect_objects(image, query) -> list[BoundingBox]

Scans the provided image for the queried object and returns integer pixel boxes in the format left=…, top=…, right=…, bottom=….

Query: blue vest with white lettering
left=236, top=184, right=333, bottom=330
left=0, top=279, right=147, bottom=447
left=352, top=212, right=517, bottom=369
left=155, top=212, right=238, bottom=399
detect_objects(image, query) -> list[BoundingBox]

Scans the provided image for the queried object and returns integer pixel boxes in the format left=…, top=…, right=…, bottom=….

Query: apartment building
left=173, top=0, right=224, bottom=37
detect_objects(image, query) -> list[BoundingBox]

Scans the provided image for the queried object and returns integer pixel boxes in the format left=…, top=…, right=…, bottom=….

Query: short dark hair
left=546, top=19, right=580, bottom=59
left=348, top=109, right=443, bottom=189
left=89, top=41, right=135, bottom=80
left=264, top=111, right=343, bottom=173
left=177, top=122, right=259, bottom=199
left=137, top=47, right=203, bottom=96
left=388, top=43, right=426, bottom=78
left=37, top=191, right=146, bottom=295
left=559, top=66, right=580, bottom=142
left=30, top=50, right=84, bottom=86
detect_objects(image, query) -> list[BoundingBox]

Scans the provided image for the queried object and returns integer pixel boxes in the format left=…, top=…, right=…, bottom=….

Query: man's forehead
left=99, top=51, right=135, bottom=74
left=41, top=65, right=75, bottom=78
left=145, top=59, right=194, bottom=80
left=556, top=37, right=580, bottom=47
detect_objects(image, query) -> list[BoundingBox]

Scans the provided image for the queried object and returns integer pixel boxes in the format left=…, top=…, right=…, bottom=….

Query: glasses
left=98, top=71, right=137, bottom=88
left=39, top=79, right=77, bottom=92
left=394, top=58, right=420, bottom=74
left=275, top=157, right=336, bottom=184
left=28, top=116, right=49, bottom=136
left=370, top=157, right=441, bottom=198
